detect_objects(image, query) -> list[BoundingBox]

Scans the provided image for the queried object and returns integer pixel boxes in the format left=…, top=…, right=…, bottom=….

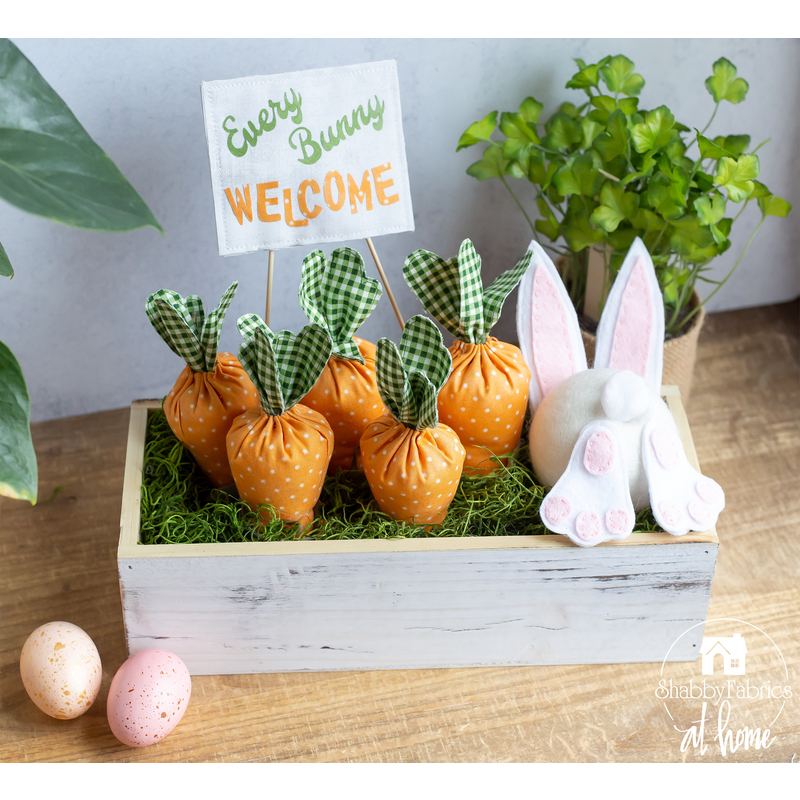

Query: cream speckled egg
left=107, top=649, right=192, bottom=747
left=19, top=621, right=102, bottom=719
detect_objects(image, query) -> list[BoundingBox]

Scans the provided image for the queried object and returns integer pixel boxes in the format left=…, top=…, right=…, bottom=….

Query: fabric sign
left=201, top=60, right=414, bottom=256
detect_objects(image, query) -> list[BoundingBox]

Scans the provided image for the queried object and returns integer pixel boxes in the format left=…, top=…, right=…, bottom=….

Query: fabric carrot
left=298, top=247, right=387, bottom=473
left=403, top=240, right=532, bottom=474
left=360, top=315, right=465, bottom=525
left=226, top=315, right=334, bottom=527
left=146, top=282, right=258, bottom=488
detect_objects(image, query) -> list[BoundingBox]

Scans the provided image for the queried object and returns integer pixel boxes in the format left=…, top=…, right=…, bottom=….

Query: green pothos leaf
left=0, top=239, right=12, bottom=277
left=0, top=38, right=162, bottom=233
left=0, top=339, right=37, bottom=503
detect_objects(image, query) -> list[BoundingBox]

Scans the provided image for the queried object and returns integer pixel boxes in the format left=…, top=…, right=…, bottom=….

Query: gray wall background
left=2, top=38, right=798, bottom=423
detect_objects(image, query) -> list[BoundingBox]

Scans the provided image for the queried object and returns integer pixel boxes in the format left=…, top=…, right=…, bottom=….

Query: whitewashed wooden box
left=117, top=388, right=718, bottom=675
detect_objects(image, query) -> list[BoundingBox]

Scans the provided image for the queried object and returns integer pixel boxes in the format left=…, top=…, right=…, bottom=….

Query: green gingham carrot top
left=375, top=315, right=452, bottom=431
left=237, top=314, right=332, bottom=416
left=298, top=246, right=382, bottom=363
left=145, top=282, right=237, bottom=373
left=403, top=239, right=532, bottom=345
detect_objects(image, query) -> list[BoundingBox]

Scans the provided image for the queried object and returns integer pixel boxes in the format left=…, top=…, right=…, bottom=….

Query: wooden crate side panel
left=119, top=543, right=718, bottom=674
left=664, top=386, right=700, bottom=471
left=119, top=402, right=152, bottom=549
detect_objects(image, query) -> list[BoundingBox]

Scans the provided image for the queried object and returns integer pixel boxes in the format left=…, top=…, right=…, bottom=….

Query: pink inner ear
left=608, top=258, right=652, bottom=378
left=531, top=265, right=578, bottom=397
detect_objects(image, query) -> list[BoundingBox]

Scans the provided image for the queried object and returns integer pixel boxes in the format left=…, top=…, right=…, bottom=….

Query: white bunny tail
left=516, top=239, right=587, bottom=413
left=594, top=237, right=665, bottom=395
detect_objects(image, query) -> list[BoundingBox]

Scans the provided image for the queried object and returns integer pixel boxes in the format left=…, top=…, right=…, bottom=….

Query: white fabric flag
left=201, top=60, right=415, bottom=256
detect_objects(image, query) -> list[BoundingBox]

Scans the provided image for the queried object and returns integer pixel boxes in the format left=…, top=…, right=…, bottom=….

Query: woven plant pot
left=581, top=290, right=706, bottom=403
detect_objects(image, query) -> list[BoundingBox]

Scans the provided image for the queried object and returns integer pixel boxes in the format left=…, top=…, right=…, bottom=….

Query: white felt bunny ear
left=516, top=239, right=588, bottom=413
left=594, top=237, right=664, bottom=394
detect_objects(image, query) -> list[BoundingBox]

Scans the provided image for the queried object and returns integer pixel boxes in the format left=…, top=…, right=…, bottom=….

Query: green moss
left=140, top=407, right=662, bottom=544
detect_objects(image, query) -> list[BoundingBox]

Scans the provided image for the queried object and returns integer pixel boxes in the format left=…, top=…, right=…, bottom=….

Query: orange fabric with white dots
left=300, top=337, right=387, bottom=474
left=226, top=403, right=334, bottom=527
left=438, top=337, right=531, bottom=475
left=360, top=414, right=465, bottom=525
left=164, top=352, right=259, bottom=487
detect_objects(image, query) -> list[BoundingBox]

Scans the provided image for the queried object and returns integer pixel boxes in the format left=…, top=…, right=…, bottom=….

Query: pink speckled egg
left=107, top=649, right=191, bottom=747
left=19, top=621, right=102, bottom=719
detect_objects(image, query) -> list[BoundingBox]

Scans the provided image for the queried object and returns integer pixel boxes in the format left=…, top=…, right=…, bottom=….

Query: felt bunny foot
left=540, top=421, right=635, bottom=547
left=642, top=416, right=725, bottom=535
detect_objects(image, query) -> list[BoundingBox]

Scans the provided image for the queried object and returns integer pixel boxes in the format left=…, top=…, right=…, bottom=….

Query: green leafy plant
left=457, top=54, right=791, bottom=336
left=0, top=39, right=162, bottom=503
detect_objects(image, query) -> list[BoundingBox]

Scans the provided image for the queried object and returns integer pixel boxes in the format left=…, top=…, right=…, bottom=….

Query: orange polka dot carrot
left=298, top=247, right=387, bottom=473
left=146, top=282, right=258, bottom=487
left=360, top=316, right=465, bottom=525
left=226, top=315, right=334, bottom=527
left=403, top=239, right=532, bottom=474
left=302, top=337, right=387, bottom=473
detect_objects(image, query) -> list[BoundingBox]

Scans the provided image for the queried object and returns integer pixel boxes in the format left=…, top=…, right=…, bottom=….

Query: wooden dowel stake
left=265, top=250, right=275, bottom=326
left=365, top=237, right=404, bottom=331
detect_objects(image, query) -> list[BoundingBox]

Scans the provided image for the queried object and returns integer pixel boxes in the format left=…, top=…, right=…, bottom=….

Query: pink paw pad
left=688, top=501, right=712, bottom=527
left=651, top=426, right=679, bottom=469
left=696, top=479, right=723, bottom=504
left=659, top=501, right=683, bottom=529
left=605, top=508, right=630, bottom=535
left=575, top=511, right=600, bottom=541
left=583, top=431, right=615, bottom=475
left=544, top=495, right=571, bottom=524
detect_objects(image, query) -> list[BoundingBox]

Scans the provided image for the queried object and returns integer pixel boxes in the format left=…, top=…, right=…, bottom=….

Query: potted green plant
left=457, top=54, right=791, bottom=399
left=0, top=39, right=162, bottom=505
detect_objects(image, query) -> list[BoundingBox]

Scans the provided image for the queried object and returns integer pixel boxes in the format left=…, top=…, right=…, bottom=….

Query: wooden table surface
left=1, top=301, right=798, bottom=763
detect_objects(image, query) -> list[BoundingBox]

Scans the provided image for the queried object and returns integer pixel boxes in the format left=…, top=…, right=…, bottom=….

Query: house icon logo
left=700, top=633, right=747, bottom=675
